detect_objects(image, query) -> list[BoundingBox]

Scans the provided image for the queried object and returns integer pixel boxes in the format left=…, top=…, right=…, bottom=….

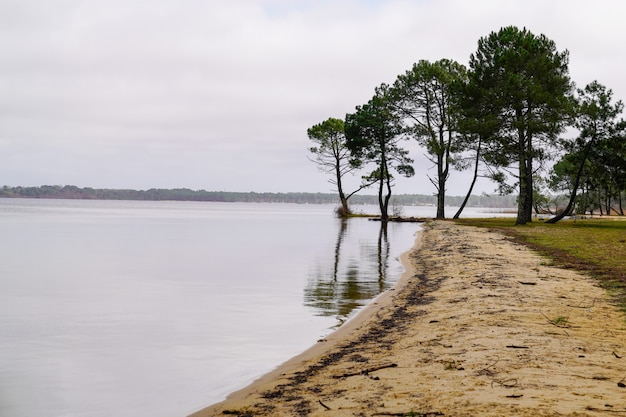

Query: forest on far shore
left=0, top=185, right=519, bottom=208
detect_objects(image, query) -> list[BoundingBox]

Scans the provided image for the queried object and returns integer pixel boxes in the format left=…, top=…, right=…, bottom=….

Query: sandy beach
left=191, top=221, right=626, bottom=417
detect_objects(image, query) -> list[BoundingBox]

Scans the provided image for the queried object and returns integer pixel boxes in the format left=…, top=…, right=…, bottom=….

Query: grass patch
left=455, top=217, right=626, bottom=311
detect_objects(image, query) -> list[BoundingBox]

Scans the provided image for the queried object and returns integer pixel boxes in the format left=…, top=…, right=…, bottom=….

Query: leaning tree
left=547, top=81, right=625, bottom=222
left=466, top=26, right=574, bottom=225
left=307, top=117, right=375, bottom=216
left=345, top=85, right=414, bottom=221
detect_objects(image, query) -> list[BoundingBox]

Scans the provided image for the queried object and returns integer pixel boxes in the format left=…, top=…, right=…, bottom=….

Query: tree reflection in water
left=304, top=219, right=397, bottom=326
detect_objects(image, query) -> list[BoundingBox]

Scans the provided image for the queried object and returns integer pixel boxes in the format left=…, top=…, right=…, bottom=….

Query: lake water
left=0, top=199, right=431, bottom=417
left=0, top=199, right=512, bottom=417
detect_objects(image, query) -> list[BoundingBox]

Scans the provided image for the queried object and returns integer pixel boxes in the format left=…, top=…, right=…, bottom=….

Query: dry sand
left=191, top=221, right=626, bottom=417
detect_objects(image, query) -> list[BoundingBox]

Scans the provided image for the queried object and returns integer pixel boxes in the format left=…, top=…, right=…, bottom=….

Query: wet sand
left=191, top=221, right=626, bottom=416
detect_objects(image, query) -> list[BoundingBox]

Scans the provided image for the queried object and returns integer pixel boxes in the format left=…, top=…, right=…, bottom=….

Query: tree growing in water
left=307, top=117, right=374, bottom=216
left=345, top=85, right=414, bottom=221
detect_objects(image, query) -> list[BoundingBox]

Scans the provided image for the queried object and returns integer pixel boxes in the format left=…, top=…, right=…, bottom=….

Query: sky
left=1, top=0, right=625, bottom=196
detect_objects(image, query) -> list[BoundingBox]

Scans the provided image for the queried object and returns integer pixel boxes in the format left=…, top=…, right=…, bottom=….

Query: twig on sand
left=332, top=362, right=398, bottom=379
left=572, top=374, right=610, bottom=381
left=373, top=412, right=444, bottom=416
left=318, top=399, right=331, bottom=410
left=491, top=378, right=518, bottom=388
left=540, top=311, right=572, bottom=331
left=476, top=356, right=500, bottom=376
left=585, top=406, right=626, bottom=413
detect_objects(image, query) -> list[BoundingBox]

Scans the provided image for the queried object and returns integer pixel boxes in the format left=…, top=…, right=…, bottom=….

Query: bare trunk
left=378, top=148, right=389, bottom=220
left=598, top=191, right=604, bottom=215
left=335, top=160, right=350, bottom=216
left=524, top=133, right=534, bottom=223
left=378, top=175, right=386, bottom=220
left=436, top=154, right=445, bottom=219
left=383, top=164, right=392, bottom=221
left=454, top=137, right=482, bottom=219
left=517, top=162, right=528, bottom=225
left=435, top=128, right=449, bottom=220
left=515, top=113, right=529, bottom=225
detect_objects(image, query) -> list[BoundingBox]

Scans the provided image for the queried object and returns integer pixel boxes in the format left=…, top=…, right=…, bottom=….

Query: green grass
left=455, top=217, right=626, bottom=310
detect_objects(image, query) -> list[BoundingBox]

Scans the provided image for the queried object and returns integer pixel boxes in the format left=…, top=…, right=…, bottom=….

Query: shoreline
left=190, top=223, right=425, bottom=416
left=191, top=221, right=626, bottom=416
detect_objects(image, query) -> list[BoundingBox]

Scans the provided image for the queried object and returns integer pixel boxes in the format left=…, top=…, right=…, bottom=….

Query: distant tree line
left=0, top=185, right=518, bottom=207
left=308, top=26, right=626, bottom=223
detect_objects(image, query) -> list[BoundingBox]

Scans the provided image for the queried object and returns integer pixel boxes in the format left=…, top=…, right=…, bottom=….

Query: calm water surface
left=0, top=199, right=427, bottom=417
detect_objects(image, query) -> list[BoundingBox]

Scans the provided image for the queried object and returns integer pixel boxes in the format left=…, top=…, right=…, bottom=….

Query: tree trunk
left=383, top=165, right=392, bottom=221
left=586, top=184, right=594, bottom=215
left=335, top=160, right=350, bottom=216
left=524, top=133, right=534, bottom=223
left=515, top=122, right=530, bottom=225
left=517, top=161, right=529, bottom=225
left=378, top=175, right=386, bottom=221
left=436, top=154, right=445, bottom=219
left=589, top=187, right=595, bottom=215
left=598, top=196, right=604, bottom=215
left=516, top=154, right=530, bottom=225
left=454, top=137, right=482, bottom=219
left=435, top=128, right=450, bottom=220
left=378, top=149, right=389, bottom=220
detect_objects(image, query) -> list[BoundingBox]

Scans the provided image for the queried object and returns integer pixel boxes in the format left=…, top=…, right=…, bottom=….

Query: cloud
left=0, top=0, right=625, bottom=194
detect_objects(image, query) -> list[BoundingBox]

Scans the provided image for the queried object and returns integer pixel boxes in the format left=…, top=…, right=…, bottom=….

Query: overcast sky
left=1, top=0, right=625, bottom=195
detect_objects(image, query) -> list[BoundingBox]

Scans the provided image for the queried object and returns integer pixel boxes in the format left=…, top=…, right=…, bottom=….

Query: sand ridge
left=191, top=221, right=626, bottom=417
